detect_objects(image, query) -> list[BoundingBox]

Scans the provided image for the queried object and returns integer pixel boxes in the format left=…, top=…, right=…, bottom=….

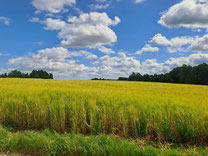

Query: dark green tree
left=118, top=63, right=208, bottom=85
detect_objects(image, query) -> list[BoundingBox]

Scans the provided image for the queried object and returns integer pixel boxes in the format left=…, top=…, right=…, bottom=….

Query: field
left=0, top=78, right=208, bottom=155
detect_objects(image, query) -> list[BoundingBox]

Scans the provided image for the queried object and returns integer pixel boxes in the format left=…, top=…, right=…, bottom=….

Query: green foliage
left=0, top=126, right=9, bottom=150
left=0, top=70, right=53, bottom=79
left=0, top=126, right=207, bottom=156
left=135, top=117, right=148, bottom=137
left=30, top=70, right=53, bottom=79
left=175, top=115, right=196, bottom=144
left=125, top=63, right=208, bottom=85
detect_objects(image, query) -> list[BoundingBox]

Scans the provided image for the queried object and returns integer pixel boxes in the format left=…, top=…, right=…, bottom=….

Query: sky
left=0, top=0, right=208, bottom=79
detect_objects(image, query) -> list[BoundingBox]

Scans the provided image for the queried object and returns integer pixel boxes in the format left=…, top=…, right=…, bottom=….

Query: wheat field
left=0, top=78, right=207, bottom=145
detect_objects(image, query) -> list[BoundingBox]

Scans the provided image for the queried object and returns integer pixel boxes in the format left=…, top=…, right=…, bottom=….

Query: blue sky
left=0, top=0, right=208, bottom=79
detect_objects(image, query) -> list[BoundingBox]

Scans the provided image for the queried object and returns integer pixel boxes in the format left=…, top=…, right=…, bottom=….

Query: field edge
left=0, top=126, right=208, bottom=156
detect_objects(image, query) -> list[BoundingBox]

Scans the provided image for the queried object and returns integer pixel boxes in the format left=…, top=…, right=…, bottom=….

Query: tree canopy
left=118, top=63, right=208, bottom=85
left=0, top=70, right=53, bottom=79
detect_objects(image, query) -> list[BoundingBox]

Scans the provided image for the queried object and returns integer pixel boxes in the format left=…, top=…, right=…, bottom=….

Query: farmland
left=0, top=78, right=208, bottom=155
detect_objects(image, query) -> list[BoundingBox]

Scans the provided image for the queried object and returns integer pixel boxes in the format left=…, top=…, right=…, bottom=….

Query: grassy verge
left=0, top=126, right=207, bottom=156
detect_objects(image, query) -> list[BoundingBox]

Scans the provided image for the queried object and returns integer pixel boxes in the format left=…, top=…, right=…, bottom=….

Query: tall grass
left=0, top=126, right=207, bottom=156
left=0, top=79, right=207, bottom=145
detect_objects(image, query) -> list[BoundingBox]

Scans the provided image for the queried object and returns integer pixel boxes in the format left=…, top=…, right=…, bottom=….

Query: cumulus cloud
left=158, top=0, right=208, bottom=30
left=98, top=46, right=115, bottom=54
left=168, top=36, right=195, bottom=53
left=141, top=59, right=170, bottom=74
left=150, top=34, right=171, bottom=46
left=141, top=53, right=208, bottom=75
left=163, top=53, right=208, bottom=69
left=70, top=50, right=98, bottom=60
left=100, top=53, right=140, bottom=68
left=8, top=48, right=141, bottom=79
left=187, top=34, right=208, bottom=52
left=7, top=46, right=208, bottom=79
left=97, top=52, right=141, bottom=77
left=44, top=18, right=66, bottom=30
left=8, top=47, right=98, bottom=79
left=67, top=12, right=120, bottom=26
left=44, top=12, right=120, bottom=49
left=92, top=61, right=99, bottom=66
left=32, top=0, right=76, bottom=13
left=0, top=16, right=10, bottom=25
left=150, top=34, right=195, bottom=53
left=149, top=33, right=208, bottom=53
left=136, top=44, right=159, bottom=55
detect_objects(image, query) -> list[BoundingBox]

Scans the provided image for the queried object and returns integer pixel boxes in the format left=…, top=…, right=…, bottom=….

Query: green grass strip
left=0, top=126, right=207, bottom=156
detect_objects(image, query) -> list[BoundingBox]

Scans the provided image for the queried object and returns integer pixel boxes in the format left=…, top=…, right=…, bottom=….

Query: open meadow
left=0, top=78, right=208, bottom=155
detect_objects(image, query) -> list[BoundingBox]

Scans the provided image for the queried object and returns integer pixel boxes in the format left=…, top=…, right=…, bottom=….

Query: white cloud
left=7, top=47, right=208, bottom=79
left=163, top=53, right=208, bottom=69
left=98, top=46, right=115, bottom=54
left=141, top=59, right=170, bottom=75
left=150, top=34, right=195, bottom=53
left=67, top=12, right=120, bottom=26
left=98, top=52, right=141, bottom=77
left=70, top=50, right=98, bottom=60
left=150, top=34, right=171, bottom=46
left=0, top=16, right=10, bottom=26
left=8, top=49, right=141, bottom=79
left=89, top=0, right=111, bottom=10
left=149, top=33, right=208, bottom=53
left=187, top=34, right=208, bottom=52
left=135, top=0, right=144, bottom=4
left=44, top=18, right=66, bottom=30
left=96, top=52, right=208, bottom=77
left=168, top=36, right=195, bottom=53
left=74, top=8, right=83, bottom=14
left=34, top=47, right=97, bottom=60
left=32, top=47, right=71, bottom=62
left=89, top=4, right=109, bottom=10
left=158, top=0, right=208, bottom=30
left=141, top=53, right=208, bottom=75
left=169, top=36, right=194, bottom=47
left=148, top=33, right=196, bottom=53
left=8, top=47, right=98, bottom=79
left=32, top=0, right=76, bottom=13
left=92, top=61, right=99, bottom=66
left=136, top=44, right=159, bottom=55
left=44, top=12, right=120, bottom=48
left=29, top=17, right=40, bottom=23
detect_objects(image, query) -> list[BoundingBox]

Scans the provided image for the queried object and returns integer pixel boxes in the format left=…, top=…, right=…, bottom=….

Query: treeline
left=91, top=78, right=112, bottom=80
left=118, top=63, right=208, bottom=85
left=0, top=70, right=53, bottom=79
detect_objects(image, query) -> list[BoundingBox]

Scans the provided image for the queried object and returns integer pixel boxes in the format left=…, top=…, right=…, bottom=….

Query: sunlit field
left=0, top=78, right=207, bottom=147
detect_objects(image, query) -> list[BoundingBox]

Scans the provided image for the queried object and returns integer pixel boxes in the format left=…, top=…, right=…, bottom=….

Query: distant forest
left=118, top=63, right=208, bottom=85
left=92, top=63, right=208, bottom=85
left=0, top=70, right=53, bottom=79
